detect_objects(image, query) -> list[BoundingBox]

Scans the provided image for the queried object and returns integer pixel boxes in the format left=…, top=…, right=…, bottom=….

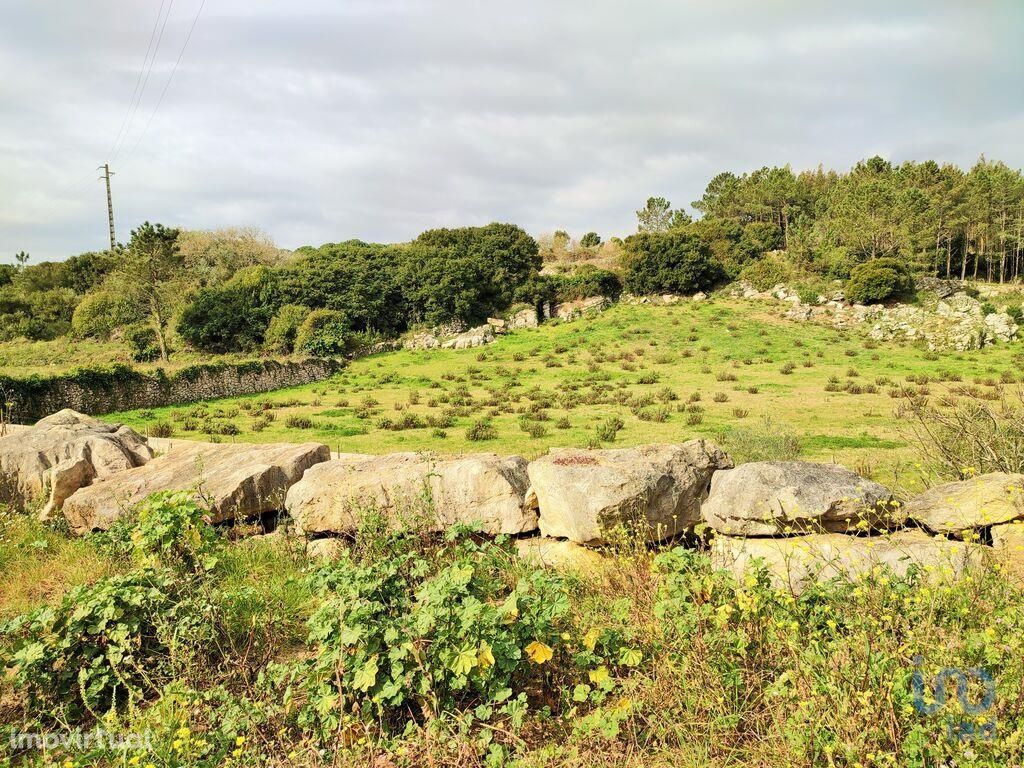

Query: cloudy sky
left=2, top=1, right=1022, bottom=261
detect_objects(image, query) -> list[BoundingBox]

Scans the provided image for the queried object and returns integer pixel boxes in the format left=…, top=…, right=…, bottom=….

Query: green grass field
left=104, top=297, right=1024, bottom=492
left=0, top=336, right=263, bottom=378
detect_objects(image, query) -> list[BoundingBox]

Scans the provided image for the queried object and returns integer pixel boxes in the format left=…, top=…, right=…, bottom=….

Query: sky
left=2, top=1, right=1023, bottom=262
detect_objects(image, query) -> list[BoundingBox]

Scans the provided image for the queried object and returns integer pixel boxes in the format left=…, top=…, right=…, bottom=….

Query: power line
left=122, top=0, right=206, bottom=165
left=110, top=0, right=178, bottom=163
left=104, top=0, right=168, bottom=162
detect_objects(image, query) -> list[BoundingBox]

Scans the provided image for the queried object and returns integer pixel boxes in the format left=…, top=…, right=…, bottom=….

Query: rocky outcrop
left=403, top=320, right=469, bottom=350
left=552, top=296, right=610, bottom=321
left=526, top=441, right=732, bottom=545
left=507, top=307, right=540, bottom=329
left=985, top=311, right=1019, bottom=343
left=442, top=324, right=495, bottom=350
left=286, top=452, right=535, bottom=536
left=701, top=461, right=896, bottom=536
left=711, top=530, right=986, bottom=594
left=778, top=290, right=1017, bottom=351
left=904, top=473, right=1024, bottom=534
left=0, top=410, right=153, bottom=518
left=62, top=440, right=330, bottom=534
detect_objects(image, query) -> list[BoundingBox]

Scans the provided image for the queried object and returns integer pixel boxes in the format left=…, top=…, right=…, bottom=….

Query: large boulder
left=286, top=452, right=535, bottom=536
left=984, top=312, right=1019, bottom=343
left=507, top=307, right=540, bottom=329
left=0, top=409, right=153, bottom=518
left=700, top=461, right=896, bottom=536
left=441, top=325, right=495, bottom=350
left=992, top=521, right=1024, bottom=582
left=711, top=530, right=986, bottom=594
left=904, top=473, right=1024, bottom=535
left=62, top=440, right=330, bottom=534
left=553, top=296, right=610, bottom=322
left=526, top=441, right=732, bottom=545
left=515, top=538, right=609, bottom=573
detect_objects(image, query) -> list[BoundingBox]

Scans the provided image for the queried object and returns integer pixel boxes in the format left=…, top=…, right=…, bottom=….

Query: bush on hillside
left=177, top=266, right=281, bottom=353
left=125, top=323, right=161, bottom=362
left=70, top=290, right=142, bottom=340
left=263, top=303, right=311, bottom=354
left=738, top=253, right=794, bottom=291
left=294, top=309, right=350, bottom=357
left=736, top=221, right=784, bottom=262
left=402, top=223, right=541, bottom=326
left=279, top=241, right=407, bottom=336
left=845, top=257, right=915, bottom=305
left=550, top=264, right=623, bottom=301
left=621, top=231, right=724, bottom=296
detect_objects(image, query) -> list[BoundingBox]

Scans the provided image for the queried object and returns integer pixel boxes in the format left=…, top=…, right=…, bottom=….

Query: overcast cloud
left=2, top=0, right=1022, bottom=260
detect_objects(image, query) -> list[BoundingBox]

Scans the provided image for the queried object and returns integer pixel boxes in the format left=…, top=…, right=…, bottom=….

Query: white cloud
left=0, top=0, right=1021, bottom=260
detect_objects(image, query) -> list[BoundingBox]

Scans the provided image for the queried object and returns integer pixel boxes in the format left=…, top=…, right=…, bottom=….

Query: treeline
left=684, top=155, right=1024, bottom=283
left=4, top=155, right=1022, bottom=358
left=178, top=224, right=544, bottom=355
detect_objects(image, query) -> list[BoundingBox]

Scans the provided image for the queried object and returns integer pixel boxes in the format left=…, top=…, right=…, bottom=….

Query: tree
left=13, top=251, right=29, bottom=270
left=636, top=197, right=691, bottom=233
left=111, top=222, right=185, bottom=362
left=621, top=231, right=724, bottom=295
left=406, top=223, right=540, bottom=325
left=176, top=227, right=286, bottom=288
left=177, top=266, right=280, bottom=353
left=580, top=231, right=602, bottom=248
left=280, top=241, right=406, bottom=335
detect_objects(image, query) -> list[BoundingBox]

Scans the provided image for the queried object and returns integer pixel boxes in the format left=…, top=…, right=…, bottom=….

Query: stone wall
left=1, top=358, right=341, bottom=422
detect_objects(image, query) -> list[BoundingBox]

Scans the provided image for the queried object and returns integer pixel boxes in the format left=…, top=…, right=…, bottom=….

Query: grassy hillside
left=0, top=336, right=274, bottom=378
left=105, top=297, right=1022, bottom=491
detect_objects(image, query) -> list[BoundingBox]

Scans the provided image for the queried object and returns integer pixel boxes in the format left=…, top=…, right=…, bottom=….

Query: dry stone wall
left=1, top=358, right=340, bottom=422
left=3, top=411, right=1019, bottom=592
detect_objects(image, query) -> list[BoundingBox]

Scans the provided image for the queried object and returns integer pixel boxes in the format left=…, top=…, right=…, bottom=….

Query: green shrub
left=792, top=279, right=829, bottom=305
left=466, top=419, right=497, bottom=441
left=1, top=569, right=185, bottom=722
left=177, top=266, right=281, bottom=353
left=125, top=323, right=162, bottom=362
left=596, top=415, right=624, bottom=442
left=301, top=531, right=570, bottom=736
left=738, top=253, right=793, bottom=291
left=294, top=309, right=350, bottom=357
left=70, top=291, right=141, bottom=340
left=622, top=230, right=724, bottom=296
left=263, top=303, right=311, bottom=354
left=107, top=490, right=222, bottom=573
left=845, top=258, right=915, bottom=305
left=148, top=420, right=174, bottom=438
left=550, top=265, right=623, bottom=301
left=817, top=246, right=856, bottom=279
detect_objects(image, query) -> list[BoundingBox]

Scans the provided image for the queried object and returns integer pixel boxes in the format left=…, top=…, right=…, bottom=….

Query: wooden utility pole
left=99, top=163, right=116, bottom=249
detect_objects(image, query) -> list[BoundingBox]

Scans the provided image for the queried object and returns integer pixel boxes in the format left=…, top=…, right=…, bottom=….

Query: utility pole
left=98, top=163, right=116, bottom=249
